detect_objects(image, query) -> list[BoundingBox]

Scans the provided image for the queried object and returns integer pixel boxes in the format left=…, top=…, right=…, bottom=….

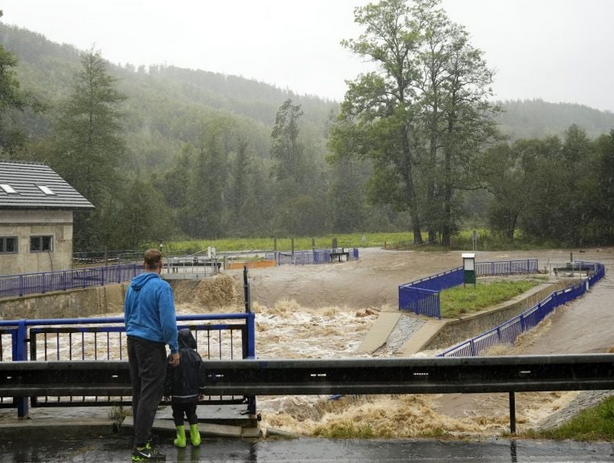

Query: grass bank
left=523, top=396, right=614, bottom=440
left=440, top=279, right=542, bottom=318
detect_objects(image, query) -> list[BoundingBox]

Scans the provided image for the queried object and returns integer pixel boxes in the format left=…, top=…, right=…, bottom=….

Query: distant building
left=0, top=161, right=94, bottom=275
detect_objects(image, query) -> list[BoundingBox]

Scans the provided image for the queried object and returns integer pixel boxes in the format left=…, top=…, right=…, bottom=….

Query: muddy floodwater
left=14, top=247, right=611, bottom=438
left=170, top=247, right=614, bottom=439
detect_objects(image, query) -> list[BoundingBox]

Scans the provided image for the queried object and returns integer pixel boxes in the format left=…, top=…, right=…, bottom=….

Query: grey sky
left=1, top=0, right=613, bottom=112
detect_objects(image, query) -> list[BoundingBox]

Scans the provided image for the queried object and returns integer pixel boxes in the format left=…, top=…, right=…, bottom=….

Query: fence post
left=19, top=275, right=23, bottom=297
left=243, top=265, right=252, bottom=314
left=101, top=267, right=105, bottom=286
left=470, top=339, right=476, bottom=357
left=41, top=273, right=45, bottom=294
left=14, top=320, right=29, bottom=418
left=246, top=310, right=257, bottom=415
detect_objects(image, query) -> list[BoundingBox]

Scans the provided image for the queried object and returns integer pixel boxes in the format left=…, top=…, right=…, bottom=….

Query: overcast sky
left=1, top=0, right=613, bottom=112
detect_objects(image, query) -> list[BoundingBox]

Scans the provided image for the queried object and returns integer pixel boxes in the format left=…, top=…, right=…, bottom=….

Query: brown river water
left=176, top=247, right=614, bottom=438
left=7, top=247, right=612, bottom=437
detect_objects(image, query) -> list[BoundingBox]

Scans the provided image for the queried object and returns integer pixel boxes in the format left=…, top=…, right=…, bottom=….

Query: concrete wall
left=422, top=279, right=579, bottom=351
left=0, top=210, right=74, bottom=275
left=0, top=276, right=239, bottom=320
left=0, top=283, right=128, bottom=320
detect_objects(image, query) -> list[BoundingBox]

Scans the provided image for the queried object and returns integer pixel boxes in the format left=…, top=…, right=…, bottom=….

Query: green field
left=150, top=232, right=416, bottom=254
left=148, top=228, right=563, bottom=255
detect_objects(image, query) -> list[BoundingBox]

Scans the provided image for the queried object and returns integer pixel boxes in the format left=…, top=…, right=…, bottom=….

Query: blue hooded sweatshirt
left=124, top=272, right=178, bottom=353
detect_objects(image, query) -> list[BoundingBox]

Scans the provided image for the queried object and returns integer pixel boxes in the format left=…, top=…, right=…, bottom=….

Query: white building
left=0, top=161, right=94, bottom=275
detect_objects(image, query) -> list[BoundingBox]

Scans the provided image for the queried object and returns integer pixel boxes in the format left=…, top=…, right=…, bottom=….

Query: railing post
left=101, top=267, right=105, bottom=286
left=63, top=270, right=67, bottom=291
left=41, top=273, right=45, bottom=294
left=19, top=275, right=23, bottom=297
left=14, top=320, right=29, bottom=418
left=243, top=265, right=252, bottom=314
left=509, top=391, right=516, bottom=435
left=246, top=311, right=257, bottom=415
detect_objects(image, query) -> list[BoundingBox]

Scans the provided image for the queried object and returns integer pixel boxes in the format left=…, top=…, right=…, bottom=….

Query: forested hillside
left=2, top=13, right=614, bottom=251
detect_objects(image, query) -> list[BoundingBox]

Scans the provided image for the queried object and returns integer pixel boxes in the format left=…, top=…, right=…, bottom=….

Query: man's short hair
left=143, top=248, right=163, bottom=270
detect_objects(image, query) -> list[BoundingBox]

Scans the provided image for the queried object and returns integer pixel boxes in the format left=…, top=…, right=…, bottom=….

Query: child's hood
left=178, top=329, right=197, bottom=349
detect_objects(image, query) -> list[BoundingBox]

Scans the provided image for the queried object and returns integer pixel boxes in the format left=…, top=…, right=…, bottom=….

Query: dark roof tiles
left=0, top=161, right=94, bottom=210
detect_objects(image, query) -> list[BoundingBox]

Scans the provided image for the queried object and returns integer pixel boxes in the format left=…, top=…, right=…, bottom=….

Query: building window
left=0, top=236, right=18, bottom=253
left=30, top=235, right=53, bottom=252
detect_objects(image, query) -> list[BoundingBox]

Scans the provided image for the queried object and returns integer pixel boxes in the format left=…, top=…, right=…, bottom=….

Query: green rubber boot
left=174, top=425, right=186, bottom=448
left=189, top=423, right=201, bottom=446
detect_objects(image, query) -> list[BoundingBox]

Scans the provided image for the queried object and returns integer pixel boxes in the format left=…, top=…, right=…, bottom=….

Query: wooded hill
left=3, top=23, right=614, bottom=169
left=2, top=20, right=614, bottom=250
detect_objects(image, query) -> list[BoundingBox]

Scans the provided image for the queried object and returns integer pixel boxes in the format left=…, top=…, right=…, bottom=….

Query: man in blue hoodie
left=125, top=248, right=179, bottom=462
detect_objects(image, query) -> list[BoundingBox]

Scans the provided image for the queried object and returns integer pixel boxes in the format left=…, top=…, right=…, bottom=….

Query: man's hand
left=169, top=352, right=180, bottom=367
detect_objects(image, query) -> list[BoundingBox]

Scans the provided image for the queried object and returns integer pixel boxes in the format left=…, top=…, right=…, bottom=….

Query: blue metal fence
left=0, top=264, right=145, bottom=299
left=265, top=248, right=359, bottom=266
left=0, top=312, right=257, bottom=417
left=399, top=259, right=540, bottom=319
left=438, top=261, right=605, bottom=357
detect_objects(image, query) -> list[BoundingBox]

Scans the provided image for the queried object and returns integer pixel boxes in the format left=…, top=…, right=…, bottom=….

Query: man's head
left=143, top=248, right=163, bottom=272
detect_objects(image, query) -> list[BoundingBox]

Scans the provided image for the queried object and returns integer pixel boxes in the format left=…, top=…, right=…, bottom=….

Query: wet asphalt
left=1, top=436, right=614, bottom=463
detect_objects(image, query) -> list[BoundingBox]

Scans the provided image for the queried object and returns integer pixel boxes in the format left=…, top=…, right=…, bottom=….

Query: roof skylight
left=0, top=184, right=17, bottom=194
left=38, top=185, right=56, bottom=195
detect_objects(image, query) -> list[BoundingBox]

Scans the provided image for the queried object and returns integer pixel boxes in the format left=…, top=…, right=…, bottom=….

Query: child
left=164, top=329, right=205, bottom=448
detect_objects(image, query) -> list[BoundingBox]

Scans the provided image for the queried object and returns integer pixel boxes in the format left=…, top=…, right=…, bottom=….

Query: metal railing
left=0, top=312, right=256, bottom=417
left=0, top=257, right=222, bottom=299
left=0, top=264, right=146, bottom=299
left=265, top=248, right=359, bottom=266
left=399, top=259, right=540, bottom=319
left=3, top=354, right=614, bottom=434
left=72, top=250, right=142, bottom=266
left=439, top=261, right=606, bottom=357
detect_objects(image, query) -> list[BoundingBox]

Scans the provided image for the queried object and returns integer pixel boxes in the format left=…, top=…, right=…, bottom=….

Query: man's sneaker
left=131, top=445, right=166, bottom=462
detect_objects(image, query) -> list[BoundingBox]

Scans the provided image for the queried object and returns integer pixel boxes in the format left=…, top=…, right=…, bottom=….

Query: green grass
left=522, top=396, right=614, bottom=440
left=440, top=280, right=541, bottom=318
left=149, top=232, right=417, bottom=254
left=149, top=229, right=567, bottom=255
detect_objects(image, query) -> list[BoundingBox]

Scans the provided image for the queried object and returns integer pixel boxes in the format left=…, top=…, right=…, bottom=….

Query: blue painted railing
left=438, top=261, right=606, bottom=357
left=399, top=259, right=540, bottom=319
left=266, top=248, right=359, bottom=266
left=0, top=312, right=256, bottom=417
left=0, top=264, right=145, bottom=299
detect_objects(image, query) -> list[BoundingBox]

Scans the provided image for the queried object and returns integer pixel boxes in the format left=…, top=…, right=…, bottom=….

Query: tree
left=331, top=0, right=498, bottom=245
left=480, top=142, right=527, bottom=240
left=113, top=178, right=176, bottom=249
left=0, top=10, right=40, bottom=157
left=51, top=49, right=127, bottom=250
left=183, top=121, right=228, bottom=239
left=336, top=0, right=424, bottom=243
left=271, top=99, right=306, bottom=187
